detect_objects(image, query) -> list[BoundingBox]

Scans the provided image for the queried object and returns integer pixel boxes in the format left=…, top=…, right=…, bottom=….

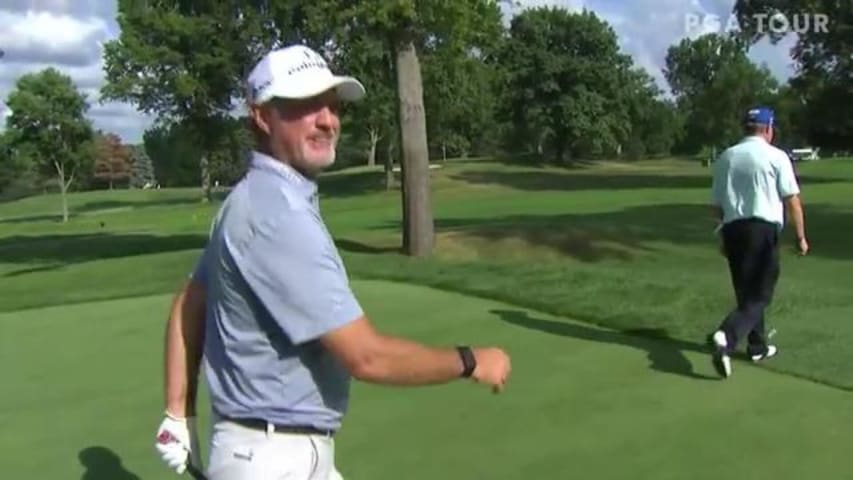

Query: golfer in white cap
left=708, top=106, right=808, bottom=378
left=153, top=44, right=511, bottom=480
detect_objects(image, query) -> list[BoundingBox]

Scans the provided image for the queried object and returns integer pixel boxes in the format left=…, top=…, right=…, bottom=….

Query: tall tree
left=734, top=0, right=852, bottom=151
left=770, top=84, right=809, bottom=150
left=143, top=122, right=201, bottom=187
left=0, top=129, right=44, bottom=201
left=128, top=144, right=157, bottom=189
left=0, top=131, right=22, bottom=195
left=323, top=0, right=504, bottom=256
left=334, top=35, right=397, bottom=170
left=422, top=37, right=503, bottom=160
left=664, top=33, right=779, bottom=154
left=4, top=68, right=94, bottom=222
left=92, top=132, right=131, bottom=189
left=500, top=7, right=635, bottom=163
left=208, top=116, right=253, bottom=187
left=101, top=1, right=276, bottom=202
left=620, top=67, right=682, bottom=159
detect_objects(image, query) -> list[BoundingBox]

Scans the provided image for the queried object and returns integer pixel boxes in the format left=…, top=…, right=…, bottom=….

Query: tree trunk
left=394, top=37, right=434, bottom=257
left=53, top=160, right=72, bottom=223
left=556, top=139, right=566, bottom=165
left=367, top=128, right=380, bottom=167
left=384, top=141, right=394, bottom=191
left=200, top=154, right=212, bottom=202
left=442, top=142, right=446, bottom=162
left=399, top=145, right=409, bottom=251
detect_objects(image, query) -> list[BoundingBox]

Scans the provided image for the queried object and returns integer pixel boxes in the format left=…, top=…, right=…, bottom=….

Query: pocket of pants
left=307, top=436, right=340, bottom=480
left=206, top=423, right=268, bottom=479
left=207, top=443, right=261, bottom=480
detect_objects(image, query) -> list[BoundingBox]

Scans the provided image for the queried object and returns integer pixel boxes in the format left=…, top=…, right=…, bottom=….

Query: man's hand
left=471, top=348, right=512, bottom=393
left=155, top=412, right=202, bottom=474
left=797, top=237, right=809, bottom=256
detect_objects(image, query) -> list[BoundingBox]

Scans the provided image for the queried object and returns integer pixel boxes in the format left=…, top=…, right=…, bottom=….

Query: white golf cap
left=246, top=45, right=366, bottom=105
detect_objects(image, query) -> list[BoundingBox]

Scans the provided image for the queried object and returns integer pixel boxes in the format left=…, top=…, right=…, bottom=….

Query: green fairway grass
left=1, top=156, right=852, bottom=478
left=2, top=280, right=850, bottom=480
left=2, top=158, right=851, bottom=387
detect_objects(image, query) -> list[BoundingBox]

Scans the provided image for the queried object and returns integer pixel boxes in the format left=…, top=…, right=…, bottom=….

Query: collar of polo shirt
left=249, top=150, right=318, bottom=200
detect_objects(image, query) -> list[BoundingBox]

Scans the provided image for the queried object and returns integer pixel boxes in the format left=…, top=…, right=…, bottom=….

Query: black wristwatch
left=456, top=346, right=476, bottom=378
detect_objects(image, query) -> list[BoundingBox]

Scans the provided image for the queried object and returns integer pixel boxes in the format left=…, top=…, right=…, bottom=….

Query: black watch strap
left=456, top=346, right=476, bottom=378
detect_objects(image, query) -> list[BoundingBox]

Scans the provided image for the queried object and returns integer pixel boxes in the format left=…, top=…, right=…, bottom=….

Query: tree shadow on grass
left=0, top=191, right=229, bottom=225
left=0, top=232, right=207, bottom=274
left=334, top=238, right=401, bottom=254
left=492, top=308, right=718, bottom=381
left=77, top=196, right=202, bottom=213
left=75, top=190, right=231, bottom=214
left=372, top=203, right=708, bottom=263
left=78, top=446, right=141, bottom=480
left=0, top=214, right=72, bottom=224
left=3, top=264, right=66, bottom=277
left=319, top=170, right=391, bottom=198
left=372, top=202, right=853, bottom=262
left=451, top=168, right=845, bottom=192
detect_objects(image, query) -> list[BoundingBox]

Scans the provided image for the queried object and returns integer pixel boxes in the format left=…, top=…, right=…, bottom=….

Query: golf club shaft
left=186, top=462, right=207, bottom=480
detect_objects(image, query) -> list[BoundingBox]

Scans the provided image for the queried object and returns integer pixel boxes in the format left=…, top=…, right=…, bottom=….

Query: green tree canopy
left=4, top=67, right=94, bottom=222
left=664, top=34, right=779, bottom=154
left=129, top=144, right=158, bottom=189
left=734, top=0, right=852, bottom=151
left=101, top=0, right=275, bottom=201
left=499, top=7, right=637, bottom=162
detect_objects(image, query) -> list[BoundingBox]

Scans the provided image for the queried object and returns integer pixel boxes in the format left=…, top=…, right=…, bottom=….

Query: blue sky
left=0, top=0, right=799, bottom=144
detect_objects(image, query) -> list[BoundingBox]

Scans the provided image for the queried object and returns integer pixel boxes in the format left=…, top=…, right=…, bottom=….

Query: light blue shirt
left=191, top=151, right=363, bottom=431
left=712, top=136, right=800, bottom=229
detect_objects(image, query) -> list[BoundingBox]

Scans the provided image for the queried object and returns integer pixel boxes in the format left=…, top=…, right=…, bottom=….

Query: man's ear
left=250, top=105, right=273, bottom=136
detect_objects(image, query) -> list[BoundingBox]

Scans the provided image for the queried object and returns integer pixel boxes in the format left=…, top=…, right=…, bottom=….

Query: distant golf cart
left=790, top=147, right=820, bottom=162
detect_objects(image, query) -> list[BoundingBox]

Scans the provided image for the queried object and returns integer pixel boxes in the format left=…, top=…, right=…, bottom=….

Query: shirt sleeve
left=776, top=152, right=801, bottom=198
left=235, top=212, right=364, bottom=345
left=189, top=213, right=222, bottom=287
left=189, top=245, right=211, bottom=287
left=710, top=153, right=726, bottom=206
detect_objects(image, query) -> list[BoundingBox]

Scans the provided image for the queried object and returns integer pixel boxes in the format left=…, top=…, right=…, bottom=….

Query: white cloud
left=3, top=0, right=115, bottom=21
left=0, top=10, right=107, bottom=66
left=747, top=33, right=799, bottom=81
left=0, top=59, right=104, bottom=91
left=576, top=0, right=796, bottom=95
left=0, top=4, right=155, bottom=143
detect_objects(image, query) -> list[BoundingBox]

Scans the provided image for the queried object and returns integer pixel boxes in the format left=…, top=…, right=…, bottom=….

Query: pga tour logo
left=685, top=12, right=830, bottom=35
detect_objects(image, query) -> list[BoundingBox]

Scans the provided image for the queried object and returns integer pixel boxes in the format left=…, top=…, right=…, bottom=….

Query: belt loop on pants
left=266, top=421, right=274, bottom=438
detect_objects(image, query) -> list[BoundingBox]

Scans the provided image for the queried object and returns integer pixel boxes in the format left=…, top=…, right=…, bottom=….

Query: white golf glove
left=155, top=411, right=202, bottom=475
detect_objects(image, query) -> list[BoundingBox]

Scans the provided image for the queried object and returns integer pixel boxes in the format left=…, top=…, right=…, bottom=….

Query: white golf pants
left=206, top=417, right=344, bottom=480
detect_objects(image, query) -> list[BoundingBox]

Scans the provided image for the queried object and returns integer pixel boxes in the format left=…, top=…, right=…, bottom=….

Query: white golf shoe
left=710, top=330, right=732, bottom=378
left=750, top=345, right=778, bottom=363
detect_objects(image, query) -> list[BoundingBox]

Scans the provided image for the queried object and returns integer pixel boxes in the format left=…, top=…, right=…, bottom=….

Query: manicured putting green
left=1, top=280, right=848, bottom=479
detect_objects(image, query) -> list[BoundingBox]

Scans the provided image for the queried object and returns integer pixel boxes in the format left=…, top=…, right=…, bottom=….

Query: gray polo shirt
left=191, top=151, right=363, bottom=431
left=712, top=136, right=800, bottom=229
